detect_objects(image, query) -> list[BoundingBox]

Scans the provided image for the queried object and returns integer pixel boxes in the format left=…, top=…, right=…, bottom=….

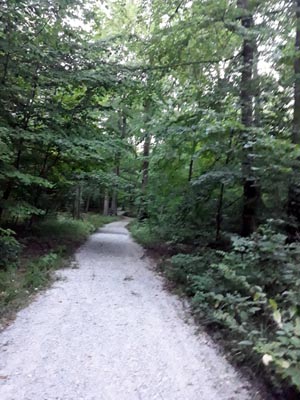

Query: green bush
left=83, top=213, right=119, bottom=230
left=0, top=214, right=117, bottom=322
left=129, top=221, right=161, bottom=247
left=254, top=305, right=300, bottom=389
left=165, top=224, right=300, bottom=392
left=33, top=214, right=118, bottom=241
left=33, top=216, right=95, bottom=241
left=165, top=251, right=220, bottom=295
left=129, top=218, right=211, bottom=247
left=0, top=251, right=62, bottom=317
left=0, top=228, right=21, bottom=269
left=25, top=252, right=60, bottom=289
left=0, top=268, right=20, bottom=307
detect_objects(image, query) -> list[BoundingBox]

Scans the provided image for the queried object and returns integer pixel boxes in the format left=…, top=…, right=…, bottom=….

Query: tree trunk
left=137, top=97, right=152, bottom=221
left=141, top=133, right=151, bottom=191
left=0, top=183, right=12, bottom=221
left=292, top=0, right=300, bottom=145
left=1, top=12, right=12, bottom=85
left=103, top=190, right=109, bottom=216
left=73, top=184, right=82, bottom=219
left=216, top=183, right=225, bottom=242
left=111, top=112, right=126, bottom=216
left=253, top=43, right=261, bottom=127
left=215, top=130, right=233, bottom=241
left=188, top=141, right=196, bottom=182
left=188, top=158, right=194, bottom=182
left=287, top=0, right=300, bottom=235
left=238, top=0, right=260, bottom=237
left=85, top=194, right=91, bottom=213
left=138, top=130, right=151, bottom=220
left=111, top=195, right=117, bottom=215
left=111, top=170, right=120, bottom=215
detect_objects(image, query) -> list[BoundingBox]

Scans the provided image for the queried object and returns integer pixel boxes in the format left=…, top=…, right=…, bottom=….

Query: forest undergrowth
left=1, top=0, right=300, bottom=397
left=130, top=220, right=300, bottom=399
left=0, top=214, right=118, bottom=329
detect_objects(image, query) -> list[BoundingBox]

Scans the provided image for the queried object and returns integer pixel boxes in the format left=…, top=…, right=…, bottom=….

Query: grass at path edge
left=0, top=214, right=118, bottom=330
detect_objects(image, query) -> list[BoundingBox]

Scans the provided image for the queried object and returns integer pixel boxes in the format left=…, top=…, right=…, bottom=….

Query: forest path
left=0, top=220, right=262, bottom=400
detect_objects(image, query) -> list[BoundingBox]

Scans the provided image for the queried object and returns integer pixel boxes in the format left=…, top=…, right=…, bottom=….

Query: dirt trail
left=0, top=220, right=263, bottom=400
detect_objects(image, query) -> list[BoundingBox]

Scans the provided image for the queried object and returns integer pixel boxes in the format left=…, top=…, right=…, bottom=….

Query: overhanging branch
left=104, top=52, right=241, bottom=73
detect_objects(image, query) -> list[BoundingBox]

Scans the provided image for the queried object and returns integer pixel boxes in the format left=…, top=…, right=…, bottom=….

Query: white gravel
left=0, top=220, right=264, bottom=400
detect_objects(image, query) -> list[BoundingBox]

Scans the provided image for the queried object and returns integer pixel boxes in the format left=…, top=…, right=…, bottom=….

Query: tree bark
left=138, top=130, right=151, bottom=221
left=253, top=42, right=261, bottom=127
left=111, top=170, right=119, bottom=216
left=85, top=194, right=91, bottom=213
left=73, top=184, right=82, bottom=219
left=1, top=10, right=13, bottom=85
left=188, top=158, right=194, bottom=182
left=188, top=141, right=196, bottom=182
left=292, top=0, right=300, bottom=145
left=103, top=190, right=109, bottom=216
left=138, top=98, right=152, bottom=221
left=216, top=130, right=233, bottom=241
left=238, top=0, right=260, bottom=237
left=111, top=112, right=126, bottom=216
left=141, top=133, right=151, bottom=191
left=287, top=0, right=300, bottom=235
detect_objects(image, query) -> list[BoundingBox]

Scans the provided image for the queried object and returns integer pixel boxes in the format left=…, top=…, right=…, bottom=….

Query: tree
left=288, top=0, right=300, bottom=235
left=238, top=0, right=260, bottom=236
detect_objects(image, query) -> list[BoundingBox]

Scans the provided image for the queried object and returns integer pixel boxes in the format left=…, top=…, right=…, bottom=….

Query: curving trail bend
left=0, top=220, right=263, bottom=400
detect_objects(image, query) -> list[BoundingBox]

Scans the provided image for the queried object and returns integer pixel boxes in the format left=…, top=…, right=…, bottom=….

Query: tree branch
left=104, top=52, right=241, bottom=73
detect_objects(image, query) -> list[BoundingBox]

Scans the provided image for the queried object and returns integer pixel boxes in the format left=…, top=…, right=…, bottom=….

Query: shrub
left=0, top=268, right=19, bottom=307
left=25, top=252, right=60, bottom=289
left=255, top=305, right=300, bottom=389
left=129, top=220, right=161, bottom=247
left=83, top=213, right=118, bottom=229
left=165, top=252, right=220, bottom=296
left=165, top=223, right=300, bottom=392
left=0, top=214, right=117, bottom=323
left=33, top=214, right=118, bottom=242
left=0, top=228, right=21, bottom=269
left=32, top=216, right=94, bottom=241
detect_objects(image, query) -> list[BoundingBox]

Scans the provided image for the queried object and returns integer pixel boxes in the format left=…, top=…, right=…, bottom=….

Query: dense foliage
left=163, top=225, right=300, bottom=391
left=1, top=0, right=300, bottom=396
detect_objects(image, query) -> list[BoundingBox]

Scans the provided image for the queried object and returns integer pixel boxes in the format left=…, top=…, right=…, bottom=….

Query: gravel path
left=0, top=220, right=263, bottom=400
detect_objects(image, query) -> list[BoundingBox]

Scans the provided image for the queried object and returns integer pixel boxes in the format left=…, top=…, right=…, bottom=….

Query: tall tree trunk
left=188, top=158, right=194, bottom=182
left=138, top=131, right=151, bottom=220
left=73, top=184, right=82, bottom=219
left=111, top=112, right=126, bottom=216
left=293, top=1, right=300, bottom=146
left=111, top=192, right=117, bottom=215
left=111, top=165, right=120, bottom=216
left=238, top=0, right=260, bottom=237
left=138, top=99, right=152, bottom=220
left=1, top=10, right=13, bottom=85
left=103, top=190, right=109, bottom=216
left=188, top=141, right=196, bottom=182
left=288, top=0, right=300, bottom=235
left=215, top=130, right=234, bottom=241
left=253, top=43, right=261, bottom=127
left=85, top=194, right=91, bottom=213
left=141, top=133, right=151, bottom=191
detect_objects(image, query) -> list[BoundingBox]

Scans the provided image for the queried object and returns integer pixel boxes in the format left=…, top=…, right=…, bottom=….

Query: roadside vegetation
left=130, top=221, right=300, bottom=398
left=1, top=0, right=300, bottom=397
left=0, top=214, right=117, bottom=328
